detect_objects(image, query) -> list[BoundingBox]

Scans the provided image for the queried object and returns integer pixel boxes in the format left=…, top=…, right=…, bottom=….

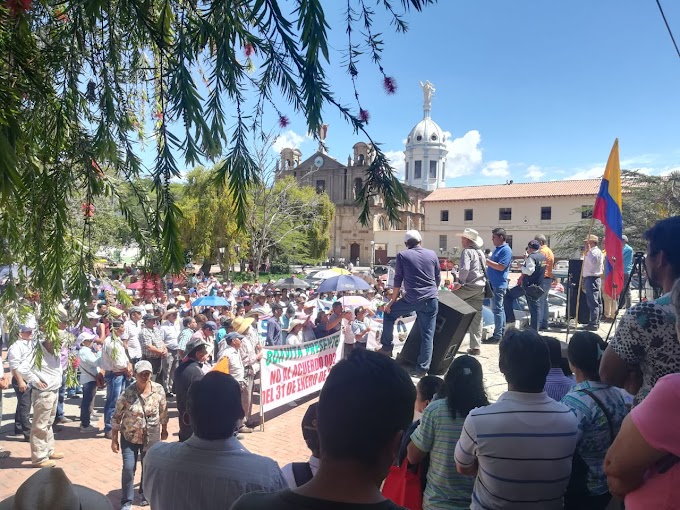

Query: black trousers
left=12, top=377, right=32, bottom=438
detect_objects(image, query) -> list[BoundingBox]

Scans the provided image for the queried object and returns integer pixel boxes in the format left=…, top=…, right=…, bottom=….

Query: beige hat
left=108, top=307, right=124, bottom=318
left=0, top=468, right=113, bottom=510
left=232, top=316, right=254, bottom=335
left=584, top=234, right=599, bottom=243
left=163, top=308, right=178, bottom=319
left=287, top=318, right=306, bottom=332
left=456, top=228, right=484, bottom=247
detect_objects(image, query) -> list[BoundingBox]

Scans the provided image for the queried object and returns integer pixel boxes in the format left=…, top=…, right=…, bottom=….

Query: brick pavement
left=0, top=386, right=317, bottom=508
left=0, top=318, right=614, bottom=508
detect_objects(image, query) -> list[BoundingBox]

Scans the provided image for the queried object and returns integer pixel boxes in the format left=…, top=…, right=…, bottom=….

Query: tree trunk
left=200, top=259, right=212, bottom=277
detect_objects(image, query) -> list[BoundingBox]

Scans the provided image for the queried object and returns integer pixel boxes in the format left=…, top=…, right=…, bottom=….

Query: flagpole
left=572, top=215, right=596, bottom=341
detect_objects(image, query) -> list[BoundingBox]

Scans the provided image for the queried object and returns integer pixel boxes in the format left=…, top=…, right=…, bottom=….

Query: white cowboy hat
left=287, top=318, right=306, bottom=332
left=0, top=468, right=113, bottom=510
left=456, top=228, right=484, bottom=248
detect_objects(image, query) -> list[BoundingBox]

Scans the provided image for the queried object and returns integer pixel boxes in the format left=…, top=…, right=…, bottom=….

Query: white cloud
left=564, top=165, right=604, bottom=181
left=272, top=130, right=305, bottom=153
left=384, top=130, right=484, bottom=180
left=525, top=164, right=545, bottom=181
left=444, top=130, right=483, bottom=178
left=384, top=150, right=406, bottom=177
left=481, top=160, right=510, bottom=178
left=659, top=166, right=680, bottom=176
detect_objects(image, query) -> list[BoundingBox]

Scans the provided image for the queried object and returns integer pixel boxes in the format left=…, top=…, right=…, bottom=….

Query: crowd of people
left=1, top=216, right=680, bottom=510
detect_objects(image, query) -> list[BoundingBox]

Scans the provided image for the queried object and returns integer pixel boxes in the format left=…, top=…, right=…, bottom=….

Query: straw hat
left=232, top=316, right=254, bottom=335
left=0, top=468, right=113, bottom=510
left=456, top=228, right=483, bottom=247
left=583, top=234, right=599, bottom=243
left=287, top=318, right=306, bottom=332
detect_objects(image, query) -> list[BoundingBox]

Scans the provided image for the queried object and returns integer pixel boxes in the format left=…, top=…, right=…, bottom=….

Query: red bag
left=382, top=461, right=423, bottom=510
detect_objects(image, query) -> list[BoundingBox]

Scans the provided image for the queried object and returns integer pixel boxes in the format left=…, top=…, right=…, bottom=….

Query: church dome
left=406, top=117, right=445, bottom=145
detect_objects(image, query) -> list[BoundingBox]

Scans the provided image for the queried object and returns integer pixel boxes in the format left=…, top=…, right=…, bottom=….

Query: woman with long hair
left=561, top=331, right=628, bottom=510
left=605, top=276, right=680, bottom=509
left=407, top=355, right=489, bottom=509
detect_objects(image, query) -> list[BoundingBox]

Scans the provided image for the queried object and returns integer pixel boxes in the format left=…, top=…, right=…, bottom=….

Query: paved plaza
left=0, top=317, right=618, bottom=507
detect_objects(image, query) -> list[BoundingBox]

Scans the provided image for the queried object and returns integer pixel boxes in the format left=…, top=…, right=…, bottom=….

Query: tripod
left=604, top=252, right=647, bottom=342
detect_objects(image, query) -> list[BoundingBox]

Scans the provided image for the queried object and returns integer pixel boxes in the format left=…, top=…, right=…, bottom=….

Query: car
left=554, top=260, right=569, bottom=272
left=373, top=265, right=389, bottom=276
left=510, top=259, right=523, bottom=272
left=439, top=258, right=454, bottom=271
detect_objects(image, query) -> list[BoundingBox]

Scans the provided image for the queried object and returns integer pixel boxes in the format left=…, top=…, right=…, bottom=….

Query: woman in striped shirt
left=407, top=356, right=489, bottom=509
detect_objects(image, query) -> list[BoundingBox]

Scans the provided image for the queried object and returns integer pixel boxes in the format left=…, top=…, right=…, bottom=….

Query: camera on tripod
left=634, top=251, right=645, bottom=260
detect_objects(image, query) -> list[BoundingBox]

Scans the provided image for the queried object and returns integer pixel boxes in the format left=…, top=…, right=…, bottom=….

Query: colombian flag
left=593, top=139, right=624, bottom=299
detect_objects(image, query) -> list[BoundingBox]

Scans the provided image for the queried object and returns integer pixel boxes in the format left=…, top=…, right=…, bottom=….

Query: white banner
left=260, top=332, right=343, bottom=413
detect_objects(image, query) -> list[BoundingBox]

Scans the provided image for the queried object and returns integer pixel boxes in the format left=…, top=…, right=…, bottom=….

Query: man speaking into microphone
left=379, top=230, right=440, bottom=378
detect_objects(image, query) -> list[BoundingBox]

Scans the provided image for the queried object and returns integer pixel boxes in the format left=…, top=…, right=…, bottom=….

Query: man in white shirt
left=77, top=332, right=102, bottom=432
left=351, top=307, right=371, bottom=348
left=221, top=332, right=253, bottom=434
left=122, top=307, right=143, bottom=364
left=234, top=317, right=262, bottom=428
left=252, top=293, right=272, bottom=315
left=582, top=234, right=604, bottom=331
left=160, top=308, right=180, bottom=397
left=454, top=329, right=579, bottom=509
left=13, top=329, right=65, bottom=468
left=143, top=372, right=286, bottom=510
left=7, top=325, right=35, bottom=441
left=102, top=319, right=132, bottom=438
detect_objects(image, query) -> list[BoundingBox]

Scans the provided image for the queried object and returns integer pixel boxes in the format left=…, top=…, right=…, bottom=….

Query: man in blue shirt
left=266, top=304, right=283, bottom=346
left=381, top=230, right=440, bottom=377
left=484, top=227, right=513, bottom=343
left=620, top=234, right=634, bottom=309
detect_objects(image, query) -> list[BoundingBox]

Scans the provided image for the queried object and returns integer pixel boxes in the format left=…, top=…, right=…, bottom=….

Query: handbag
left=524, top=284, right=545, bottom=300
left=80, top=366, right=107, bottom=389
left=382, top=459, right=423, bottom=510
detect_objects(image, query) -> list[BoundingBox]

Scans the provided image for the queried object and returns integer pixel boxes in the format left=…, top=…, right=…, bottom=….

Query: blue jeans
left=491, top=287, right=507, bottom=339
left=527, top=295, right=541, bottom=330
left=120, top=436, right=145, bottom=507
left=55, top=373, right=67, bottom=420
left=104, top=373, right=127, bottom=432
left=80, top=381, right=97, bottom=428
left=584, top=276, right=601, bottom=326
left=539, top=278, right=553, bottom=328
left=381, top=297, right=438, bottom=372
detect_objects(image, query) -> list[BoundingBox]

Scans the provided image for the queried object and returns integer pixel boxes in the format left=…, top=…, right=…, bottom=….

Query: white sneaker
left=80, top=425, right=99, bottom=433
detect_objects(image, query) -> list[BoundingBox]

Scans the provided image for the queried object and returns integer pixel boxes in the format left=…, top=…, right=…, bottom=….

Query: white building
left=403, top=81, right=448, bottom=191
left=374, top=179, right=601, bottom=259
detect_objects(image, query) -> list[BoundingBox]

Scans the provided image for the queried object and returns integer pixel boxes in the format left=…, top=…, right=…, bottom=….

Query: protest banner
left=260, top=332, right=343, bottom=413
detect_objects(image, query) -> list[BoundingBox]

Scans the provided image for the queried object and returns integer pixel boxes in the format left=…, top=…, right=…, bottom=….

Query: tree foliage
left=0, top=0, right=435, bottom=342
left=247, top=173, right=335, bottom=279
left=553, top=170, right=680, bottom=257
left=175, top=166, right=248, bottom=278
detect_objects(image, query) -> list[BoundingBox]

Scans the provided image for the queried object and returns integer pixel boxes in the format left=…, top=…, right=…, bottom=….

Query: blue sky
left=268, top=0, right=680, bottom=186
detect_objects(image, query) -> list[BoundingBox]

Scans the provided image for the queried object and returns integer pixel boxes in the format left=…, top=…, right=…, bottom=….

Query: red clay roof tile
left=422, top=179, right=601, bottom=202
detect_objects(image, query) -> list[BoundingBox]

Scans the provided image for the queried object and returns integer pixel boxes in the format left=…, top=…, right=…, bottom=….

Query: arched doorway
left=350, top=243, right=360, bottom=263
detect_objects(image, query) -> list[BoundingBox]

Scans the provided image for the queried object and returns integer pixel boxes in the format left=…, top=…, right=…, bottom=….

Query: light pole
left=234, top=244, right=240, bottom=273
left=218, top=246, right=225, bottom=274
left=370, top=240, right=375, bottom=274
